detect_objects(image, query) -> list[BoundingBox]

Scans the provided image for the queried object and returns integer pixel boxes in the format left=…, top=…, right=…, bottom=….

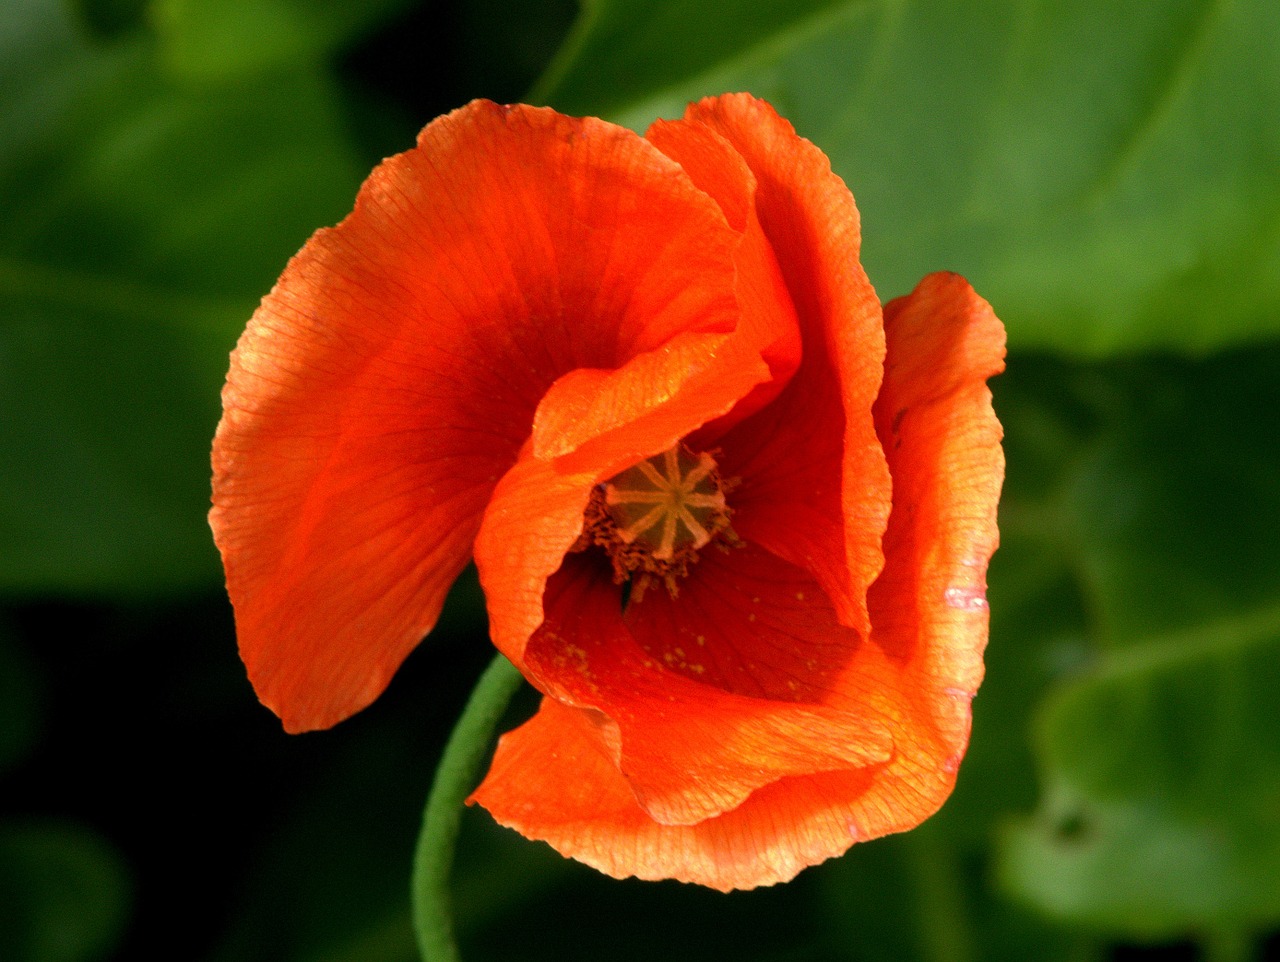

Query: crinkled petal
left=509, top=550, right=894, bottom=826
left=475, top=328, right=774, bottom=663
left=472, top=696, right=891, bottom=891
left=646, top=115, right=802, bottom=428
left=862, top=270, right=1007, bottom=815
left=211, top=99, right=753, bottom=731
left=623, top=542, right=873, bottom=707
left=477, top=109, right=810, bottom=665
left=676, top=94, right=892, bottom=637
left=472, top=271, right=1005, bottom=892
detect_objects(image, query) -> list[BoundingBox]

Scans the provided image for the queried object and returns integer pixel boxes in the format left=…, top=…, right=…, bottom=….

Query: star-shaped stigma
left=574, top=443, right=738, bottom=600
left=604, top=446, right=727, bottom=559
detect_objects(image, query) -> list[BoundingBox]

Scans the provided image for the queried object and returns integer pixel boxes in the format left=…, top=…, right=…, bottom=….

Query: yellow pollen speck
left=695, top=635, right=706, bottom=646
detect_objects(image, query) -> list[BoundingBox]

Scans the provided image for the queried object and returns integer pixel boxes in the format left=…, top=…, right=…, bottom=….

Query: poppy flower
left=210, top=93, right=1005, bottom=891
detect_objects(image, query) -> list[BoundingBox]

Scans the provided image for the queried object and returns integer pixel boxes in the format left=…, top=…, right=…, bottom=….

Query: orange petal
left=646, top=115, right=802, bottom=429
left=212, top=100, right=754, bottom=731
left=475, top=326, right=775, bottom=664
left=476, top=119, right=809, bottom=663
left=675, top=94, right=892, bottom=636
left=524, top=113, right=757, bottom=461
left=623, top=542, right=872, bottom=707
left=472, top=271, right=1005, bottom=892
left=862, top=270, right=1007, bottom=810
left=514, top=552, right=894, bottom=827
left=472, top=695, right=904, bottom=891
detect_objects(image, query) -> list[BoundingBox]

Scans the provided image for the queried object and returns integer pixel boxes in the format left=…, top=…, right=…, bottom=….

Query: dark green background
left=3, top=0, right=1278, bottom=959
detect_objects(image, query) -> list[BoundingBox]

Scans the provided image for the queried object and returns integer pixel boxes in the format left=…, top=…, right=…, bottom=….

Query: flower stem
left=906, top=823, right=974, bottom=962
left=411, top=653, right=525, bottom=962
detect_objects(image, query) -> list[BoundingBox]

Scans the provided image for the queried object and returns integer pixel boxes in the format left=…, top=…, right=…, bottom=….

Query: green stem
left=411, top=653, right=526, bottom=962
left=906, top=824, right=974, bottom=962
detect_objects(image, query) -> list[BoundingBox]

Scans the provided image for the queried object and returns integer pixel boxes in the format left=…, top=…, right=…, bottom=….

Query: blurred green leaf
left=1062, top=353, right=1280, bottom=644
left=531, top=0, right=839, bottom=116
left=1001, top=607, right=1280, bottom=938
left=1000, top=787, right=1280, bottom=941
left=0, top=820, right=132, bottom=962
left=538, top=0, right=1280, bottom=356
left=921, top=356, right=1099, bottom=854
left=149, top=0, right=412, bottom=82
left=1040, top=609, right=1280, bottom=825
left=817, top=424, right=1109, bottom=961
left=1, top=0, right=364, bottom=594
left=993, top=346, right=1280, bottom=938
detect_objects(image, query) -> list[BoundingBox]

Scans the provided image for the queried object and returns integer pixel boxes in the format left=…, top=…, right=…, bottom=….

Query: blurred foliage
left=1, top=0, right=1278, bottom=960
left=992, top=349, right=1280, bottom=941
left=0, top=820, right=132, bottom=962
left=0, top=0, right=367, bottom=595
left=150, top=0, right=414, bottom=82
left=543, top=0, right=1280, bottom=358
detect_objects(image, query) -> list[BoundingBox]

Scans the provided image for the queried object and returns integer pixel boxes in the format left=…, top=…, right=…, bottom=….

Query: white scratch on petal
left=944, top=586, right=988, bottom=610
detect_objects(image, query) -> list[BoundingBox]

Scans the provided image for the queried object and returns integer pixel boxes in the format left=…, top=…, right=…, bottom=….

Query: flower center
left=574, top=443, right=738, bottom=600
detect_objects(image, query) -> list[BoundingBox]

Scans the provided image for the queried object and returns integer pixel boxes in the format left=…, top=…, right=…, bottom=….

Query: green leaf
left=1039, top=609, right=1280, bottom=826
left=1000, top=788, right=1280, bottom=940
left=0, top=820, right=132, bottom=962
left=992, top=345, right=1280, bottom=938
left=929, top=355, right=1101, bottom=851
left=941, top=544, right=1089, bottom=849
left=149, top=0, right=413, bottom=82
left=531, top=0, right=842, bottom=117
left=1062, top=349, right=1280, bottom=644
left=537, top=0, right=1280, bottom=356
left=1, top=0, right=364, bottom=595
left=1003, top=600, right=1280, bottom=939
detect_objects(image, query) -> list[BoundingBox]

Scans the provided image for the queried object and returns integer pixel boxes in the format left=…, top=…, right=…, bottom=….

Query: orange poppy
left=210, top=94, right=1005, bottom=891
